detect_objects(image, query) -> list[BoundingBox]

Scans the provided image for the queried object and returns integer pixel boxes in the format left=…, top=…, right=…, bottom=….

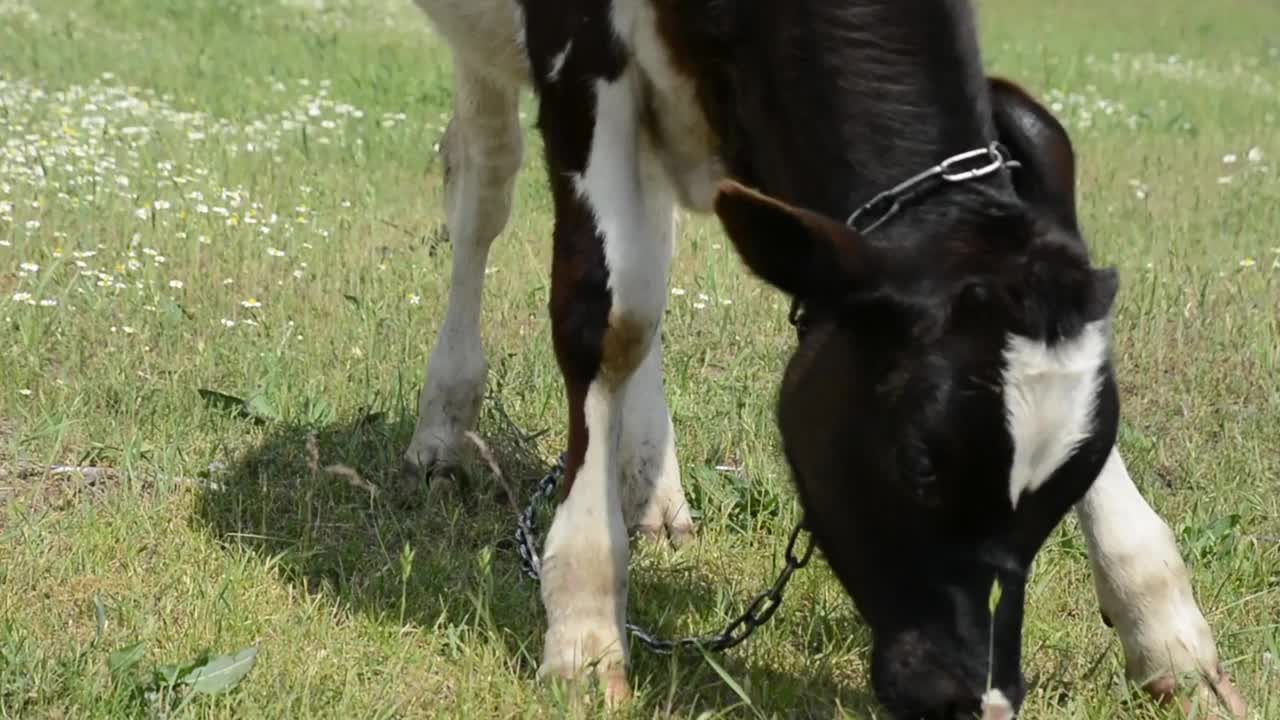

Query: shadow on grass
left=190, top=402, right=878, bottom=717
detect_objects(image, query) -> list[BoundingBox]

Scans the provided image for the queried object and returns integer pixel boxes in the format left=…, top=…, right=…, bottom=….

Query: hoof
left=1143, top=669, right=1248, bottom=720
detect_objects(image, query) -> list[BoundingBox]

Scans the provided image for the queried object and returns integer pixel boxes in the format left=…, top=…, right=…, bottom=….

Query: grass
left=1, top=0, right=1278, bottom=717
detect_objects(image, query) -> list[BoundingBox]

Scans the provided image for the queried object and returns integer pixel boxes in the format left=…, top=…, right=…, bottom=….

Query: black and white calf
left=400, top=0, right=1246, bottom=717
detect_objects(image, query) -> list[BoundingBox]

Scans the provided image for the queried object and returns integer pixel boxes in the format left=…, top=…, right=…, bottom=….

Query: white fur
left=403, top=61, right=524, bottom=480
left=547, top=41, right=571, bottom=83
left=621, top=333, right=694, bottom=542
left=1002, top=320, right=1108, bottom=508
left=539, top=380, right=631, bottom=695
left=610, top=0, right=725, bottom=211
left=1075, top=447, right=1223, bottom=687
left=979, top=688, right=1015, bottom=720
left=572, top=75, right=674, bottom=332
left=413, top=0, right=530, bottom=87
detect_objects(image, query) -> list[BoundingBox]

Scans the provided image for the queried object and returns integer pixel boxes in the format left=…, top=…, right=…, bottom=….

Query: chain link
left=514, top=454, right=816, bottom=655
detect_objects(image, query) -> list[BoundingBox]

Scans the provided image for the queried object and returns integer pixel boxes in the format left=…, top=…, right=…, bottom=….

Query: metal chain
left=845, top=141, right=1021, bottom=235
left=514, top=454, right=816, bottom=655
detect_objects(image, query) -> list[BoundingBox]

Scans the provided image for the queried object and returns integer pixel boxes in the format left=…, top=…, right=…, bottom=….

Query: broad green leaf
left=197, top=388, right=278, bottom=424
left=108, top=641, right=145, bottom=677
left=153, top=662, right=185, bottom=688
left=197, top=388, right=250, bottom=417
left=181, top=646, right=258, bottom=695
left=153, top=652, right=208, bottom=689
left=244, top=393, right=280, bottom=422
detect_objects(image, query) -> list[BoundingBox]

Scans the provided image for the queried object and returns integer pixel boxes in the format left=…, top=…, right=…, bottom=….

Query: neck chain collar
left=789, top=141, right=1021, bottom=336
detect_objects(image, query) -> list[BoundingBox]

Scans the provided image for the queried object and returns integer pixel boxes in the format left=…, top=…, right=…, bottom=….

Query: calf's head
left=712, top=82, right=1121, bottom=719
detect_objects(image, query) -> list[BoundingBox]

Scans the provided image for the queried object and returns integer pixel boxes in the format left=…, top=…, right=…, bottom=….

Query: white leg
left=1076, top=446, right=1246, bottom=716
left=402, top=61, right=523, bottom=492
left=538, top=70, right=675, bottom=704
left=620, top=334, right=695, bottom=546
left=539, top=380, right=632, bottom=702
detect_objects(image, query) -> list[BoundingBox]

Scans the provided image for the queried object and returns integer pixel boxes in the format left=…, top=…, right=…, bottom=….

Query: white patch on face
left=979, top=688, right=1015, bottom=720
left=1002, top=320, right=1109, bottom=508
left=547, top=41, right=572, bottom=83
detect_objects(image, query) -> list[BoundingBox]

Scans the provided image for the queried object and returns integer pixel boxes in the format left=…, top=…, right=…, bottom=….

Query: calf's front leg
left=536, top=63, right=677, bottom=704
left=1076, top=447, right=1247, bottom=717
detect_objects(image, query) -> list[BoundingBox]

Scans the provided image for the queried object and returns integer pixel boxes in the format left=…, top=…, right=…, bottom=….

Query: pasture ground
left=1, top=0, right=1278, bottom=717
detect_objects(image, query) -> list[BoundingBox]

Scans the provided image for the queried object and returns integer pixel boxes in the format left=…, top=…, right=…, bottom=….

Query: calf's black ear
left=989, top=77, right=1080, bottom=236
left=713, top=180, right=884, bottom=301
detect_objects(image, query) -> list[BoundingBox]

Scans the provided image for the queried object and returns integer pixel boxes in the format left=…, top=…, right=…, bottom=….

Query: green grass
left=1, top=0, right=1278, bottom=717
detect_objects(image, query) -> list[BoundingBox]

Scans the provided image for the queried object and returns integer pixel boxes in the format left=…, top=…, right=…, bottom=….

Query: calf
left=400, top=0, right=1245, bottom=716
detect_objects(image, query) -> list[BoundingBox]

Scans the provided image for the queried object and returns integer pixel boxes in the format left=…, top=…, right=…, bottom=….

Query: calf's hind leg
left=401, top=62, right=523, bottom=494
